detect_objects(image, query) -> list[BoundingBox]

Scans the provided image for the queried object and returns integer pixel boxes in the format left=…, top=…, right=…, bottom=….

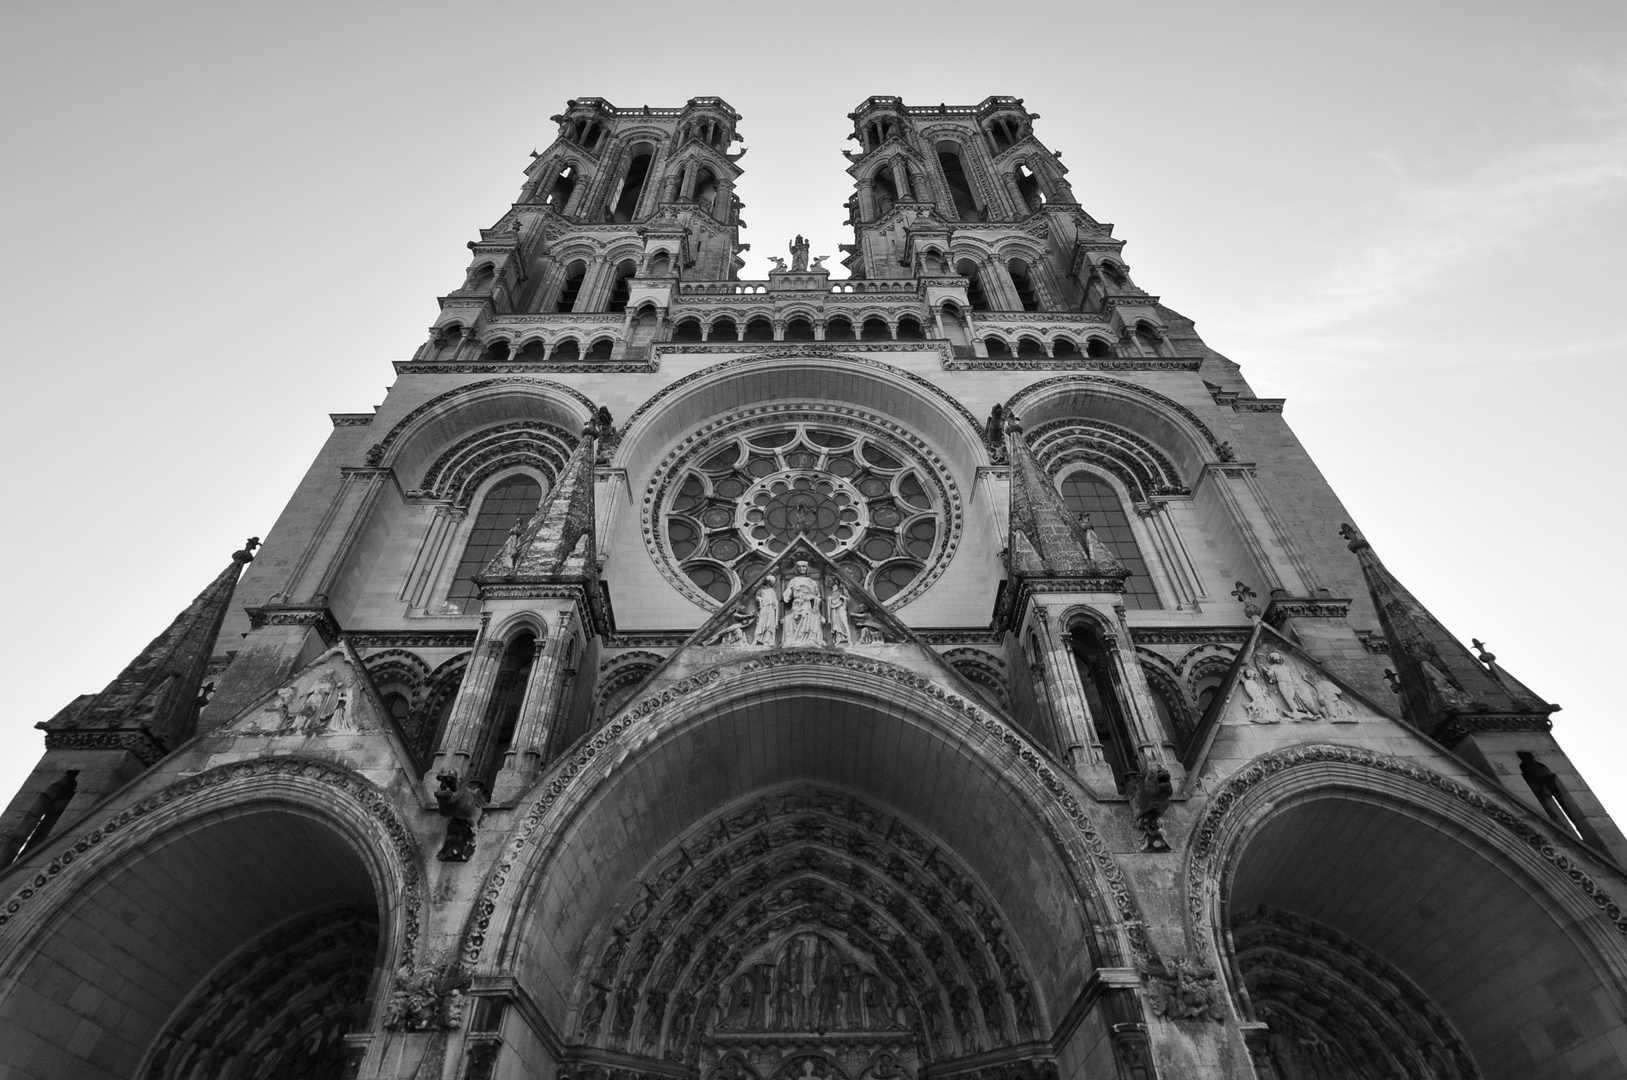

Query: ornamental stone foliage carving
left=647, top=409, right=962, bottom=610
left=383, top=959, right=472, bottom=1031
left=573, top=786, right=1044, bottom=1067
left=1140, top=955, right=1226, bottom=1022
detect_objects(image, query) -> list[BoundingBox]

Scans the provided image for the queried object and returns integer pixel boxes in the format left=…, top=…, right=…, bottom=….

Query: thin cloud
left=1223, top=65, right=1627, bottom=351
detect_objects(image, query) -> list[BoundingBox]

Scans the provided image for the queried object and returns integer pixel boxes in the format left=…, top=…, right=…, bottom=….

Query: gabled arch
left=409, top=419, right=577, bottom=506
left=457, top=652, right=1147, bottom=1028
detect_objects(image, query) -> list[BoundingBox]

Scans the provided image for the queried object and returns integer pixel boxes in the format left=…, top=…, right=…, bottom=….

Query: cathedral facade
left=1, top=96, right=1624, bottom=1080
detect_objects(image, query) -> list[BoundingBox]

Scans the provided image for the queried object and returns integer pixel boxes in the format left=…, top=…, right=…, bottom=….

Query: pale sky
left=3, top=2, right=1624, bottom=819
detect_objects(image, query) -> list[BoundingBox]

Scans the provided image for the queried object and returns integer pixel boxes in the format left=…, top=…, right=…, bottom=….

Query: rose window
left=660, top=422, right=947, bottom=606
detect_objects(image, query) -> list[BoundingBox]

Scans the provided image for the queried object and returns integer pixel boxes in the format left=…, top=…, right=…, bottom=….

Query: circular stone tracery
left=655, top=416, right=954, bottom=608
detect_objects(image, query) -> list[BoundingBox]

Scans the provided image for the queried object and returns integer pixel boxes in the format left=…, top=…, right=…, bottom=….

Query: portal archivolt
left=572, top=786, right=1048, bottom=1080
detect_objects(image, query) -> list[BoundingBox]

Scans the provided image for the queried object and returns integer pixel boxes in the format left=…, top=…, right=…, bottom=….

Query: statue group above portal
left=708, top=557, right=892, bottom=649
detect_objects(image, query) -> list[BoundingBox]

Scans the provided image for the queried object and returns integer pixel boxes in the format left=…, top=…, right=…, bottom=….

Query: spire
left=45, top=539, right=259, bottom=754
left=1003, top=411, right=1127, bottom=579
left=1340, top=523, right=1554, bottom=743
left=481, top=409, right=604, bottom=586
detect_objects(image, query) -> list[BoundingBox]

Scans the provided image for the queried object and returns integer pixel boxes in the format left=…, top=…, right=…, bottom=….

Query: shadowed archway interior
left=0, top=808, right=383, bottom=1080
left=571, top=785, right=1046, bottom=1080
left=1227, top=795, right=1626, bottom=1080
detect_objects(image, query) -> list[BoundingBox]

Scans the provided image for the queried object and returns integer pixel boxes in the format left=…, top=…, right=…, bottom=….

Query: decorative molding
left=944, top=359, right=1201, bottom=372
left=917, top=628, right=1005, bottom=646
left=1435, top=713, right=1553, bottom=746
left=653, top=341, right=953, bottom=362
left=1261, top=597, right=1352, bottom=629
left=1129, top=627, right=1251, bottom=647
left=604, top=631, right=693, bottom=649
left=1185, top=744, right=1627, bottom=953
left=399, top=362, right=660, bottom=375
left=42, top=729, right=167, bottom=766
left=0, top=757, right=426, bottom=971
left=347, top=630, right=479, bottom=650
left=330, top=413, right=375, bottom=427
left=245, top=605, right=342, bottom=645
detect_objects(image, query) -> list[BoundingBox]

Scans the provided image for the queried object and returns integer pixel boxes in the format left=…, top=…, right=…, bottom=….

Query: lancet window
left=936, top=143, right=982, bottom=220
left=1057, top=471, right=1161, bottom=609
left=468, top=631, right=536, bottom=792
left=446, top=475, right=543, bottom=614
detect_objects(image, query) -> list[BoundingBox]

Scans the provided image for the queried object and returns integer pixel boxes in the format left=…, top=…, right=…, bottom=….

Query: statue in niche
left=781, top=561, right=825, bottom=647
left=790, top=234, right=811, bottom=272
left=1263, top=651, right=1320, bottom=721
left=326, top=684, right=356, bottom=732
left=826, top=576, right=853, bottom=646
left=753, top=574, right=781, bottom=646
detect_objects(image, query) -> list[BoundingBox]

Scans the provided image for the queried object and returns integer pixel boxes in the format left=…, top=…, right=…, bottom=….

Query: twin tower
left=1, top=96, right=1624, bottom=1080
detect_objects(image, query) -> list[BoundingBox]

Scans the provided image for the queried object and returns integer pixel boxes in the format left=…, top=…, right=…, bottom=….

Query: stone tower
left=2, top=96, right=1624, bottom=1080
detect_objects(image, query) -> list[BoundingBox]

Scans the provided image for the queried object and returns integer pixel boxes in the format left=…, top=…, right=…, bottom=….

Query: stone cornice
left=344, top=630, right=479, bottom=650
left=329, top=413, right=375, bottom=427
left=945, top=358, right=1202, bottom=372
left=1262, top=597, right=1352, bottom=629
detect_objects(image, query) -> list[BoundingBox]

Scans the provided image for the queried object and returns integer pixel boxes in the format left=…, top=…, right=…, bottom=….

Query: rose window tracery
left=658, top=420, right=951, bottom=607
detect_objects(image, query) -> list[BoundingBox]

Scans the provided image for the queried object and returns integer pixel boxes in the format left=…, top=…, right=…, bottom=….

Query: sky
left=2, top=2, right=1624, bottom=821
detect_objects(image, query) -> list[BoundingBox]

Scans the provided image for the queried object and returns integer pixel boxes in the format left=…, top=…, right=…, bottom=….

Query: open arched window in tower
left=446, top=474, right=543, bottom=613
left=468, top=630, right=536, bottom=793
left=783, top=317, right=815, bottom=341
left=543, top=164, right=576, bottom=208
left=1058, top=471, right=1161, bottom=609
left=825, top=316, right=855, bottom=340
left=673, top=317, right=703, bottom=342
left=605, top=259, right=637, bottom=312
left=692, top=166, right=721, bottom=215
left=708, top=317, right=739, bottom=342
left=1008, top=259, right=1041, bottom=311
left=1070, top=621, right=1137, bottom=791
left=956, top=259, right=990, bottom=312
left=936, top=143, right=982, bottom=221
left=874, top=165, right=900, bottom=216
left=611, top=144, right=655, bottom=223
left=743, top=316, right=775, bottom=342
left=556, top=260, right=587, bottom=312
left=658, top=421, right=951, bottom=607
left=1014, top=164, right=1045, bottom=213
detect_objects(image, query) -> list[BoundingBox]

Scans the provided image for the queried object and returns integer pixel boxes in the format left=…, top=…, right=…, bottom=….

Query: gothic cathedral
left=2, top=97, right=1623, bottom=1080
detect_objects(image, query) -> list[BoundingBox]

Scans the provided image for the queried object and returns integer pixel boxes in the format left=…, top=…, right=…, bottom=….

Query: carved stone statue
left=1265, top=651, right=1320, bottom=720
left=826, top=577, right=853, bottom=646
left=850, top=601, right=888, bottom=644
left=1314, top=677, right=1357, bottom=722
left=811, top=254, right=829, bottom=270
left=1128, top=766, right=1174, bottom=852
left=767, top=256, right=788, bottom=272
left=707, top=604, right=756, bottom=646
left=435, top=772, right=485, bottom=862
left=753, top=575, right=780, bottom=645
left=1238, top=664, right=1277, bottom=724
left=790, top=234, right=810, bottom=272
left=781, top=561, right=824, bottom=647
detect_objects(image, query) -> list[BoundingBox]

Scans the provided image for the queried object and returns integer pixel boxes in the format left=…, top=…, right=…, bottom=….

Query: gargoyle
left=1128, top=765, right=1174, bottom=852
left=434, top=771, right=486, bottom=862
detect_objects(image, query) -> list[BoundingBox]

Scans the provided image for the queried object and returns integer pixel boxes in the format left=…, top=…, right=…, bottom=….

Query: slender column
left=284, top=467, right=393, bottom=606
left=431, top=635, right=507, bottom=780
left=402, top=505, right=453, bottom=609
left=1033, top=606, right=1100, bottom=772
left=1102, top=603, right=1176, bottom=769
